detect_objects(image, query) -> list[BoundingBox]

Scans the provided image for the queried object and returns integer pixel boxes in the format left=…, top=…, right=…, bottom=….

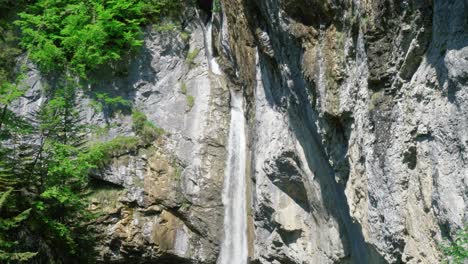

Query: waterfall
left=206, top=21, right=222, bottom=75
left=218, top=90, right=248, bottom=264
left=203, top=9, right=248, bottom=264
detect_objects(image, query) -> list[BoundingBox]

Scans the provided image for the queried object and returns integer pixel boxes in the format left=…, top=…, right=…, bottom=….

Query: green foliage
left=180, top=31, right=191, bottom=43
left=0, top=71, right=32, bottom=189
left=0, top=24, right=21, bottom=84
left=131, top=110, right=164, bottom=144
left=0, top=0, right=181, bottom=262
left=153, top=22, right=177, bottom=32
left=15, top=0, right=147, bottom=78
left=0, top=0, right=27, bottom=11
left=0, top=19, right=28, bottom=143
left=14, top=0, right=185, bottom=78
left=33, top=186, right=85, bottom=254
left=85, top=136, right=140, bottom=164
left=0, top=188, right=12, bottom=207
left=213, top=0, right=221, bottom=13
left=0, top=76, right=31, bottom=141
left=0, top=83, right=101, bottom=262
left=181, top=82, right=187, bottom=95
left=0, top=78, right=25, bottom=108
left=186, top=48, right=200, bottom=68
left=0, top=207, right=32, bottom=231
left=21, top=86, right=98, bottom=260
left=143, top=0, right=183, bottom=23
left=361, top=14, right=370, bottom=29
left=35, top=86, right=85, bottom=147
left=0, top=251, right=38, bottom=262
left=442, top=226, right=468, bottom=264
left=86, top=181, right=123, bottom=212
left=0, top=188, right=37, bottom=262
left=179, top=200, right=191, bottom=210
left=186, top=95, right=195, bottom=109
left=90, top=92, right=131, bottom=117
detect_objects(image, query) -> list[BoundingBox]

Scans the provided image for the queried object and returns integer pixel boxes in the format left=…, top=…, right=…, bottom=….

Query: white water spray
left=218, top=89, right=248, bottom=264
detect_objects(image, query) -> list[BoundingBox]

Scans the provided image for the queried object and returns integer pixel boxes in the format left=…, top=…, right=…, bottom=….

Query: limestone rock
left=9, top=0, right=468, bottom=263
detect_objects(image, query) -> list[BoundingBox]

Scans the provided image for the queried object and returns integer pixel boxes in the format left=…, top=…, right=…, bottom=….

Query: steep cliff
left=219, top=0, right=467, bottom=263
left=7, top=0, right=468, bottom=263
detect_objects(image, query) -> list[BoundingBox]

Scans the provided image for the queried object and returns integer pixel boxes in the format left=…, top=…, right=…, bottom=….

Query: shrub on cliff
left=15, top=0, right=183, bottom=79
left=442, top=226, right=468, bottom=264
left=132, top=110, right=164, bottom=144
left=15, top=0, right=146, bottom=78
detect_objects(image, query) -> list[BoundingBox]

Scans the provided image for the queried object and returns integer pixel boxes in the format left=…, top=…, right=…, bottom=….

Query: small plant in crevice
left=181, top=82, right=187, bottom=95
left=172, top=158, right=184, bottom=181
left=153, top=22, right=178, bottom=32
left=186, top=95, right=195, bottom=110
left=174, top=166, right=183, bottom=181
left=179, top=200, right=191, bottom=211
left=186, top=48, right=200, bottom=68
left=361, top=14, right=370, bottom=30
left=180, top=31, right=191, bottom=43
left=131, top=110, right=164, bottom=144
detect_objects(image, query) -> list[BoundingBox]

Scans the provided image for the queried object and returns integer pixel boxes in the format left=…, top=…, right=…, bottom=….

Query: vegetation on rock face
left=186, top=48, right=200, bottom=68
left=181, top=82, right=188, bottom=95
left=90, top=92, right=131, bottom=125
left=212, top=0, right=221, bottom=13
left=14, top=0, right=184, bottom=78
left=0, top=83, right=99, bottom=262
left=15, top=0, right=146, bottom=78
left=0, top=0, right=182, bottom=262
left=132, top=110, right=165, bottom=144
left=442, top=226, right=468, bottom=264
left=186, top=95, right=195, bottom=110
left=0, top=188, right=37, bottom=262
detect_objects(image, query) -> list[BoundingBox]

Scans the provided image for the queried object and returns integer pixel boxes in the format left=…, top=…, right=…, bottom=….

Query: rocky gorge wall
left=11, top=0, right=468, bottom=263
left=220, top=0, right=467, bottom=263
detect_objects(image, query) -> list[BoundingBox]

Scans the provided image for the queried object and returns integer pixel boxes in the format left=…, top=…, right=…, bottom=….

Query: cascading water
left=203, top=8, right=248, bottom=264
left=206, top=21, right=222, bottom=75
left=218, top=90, right=248, bottom=264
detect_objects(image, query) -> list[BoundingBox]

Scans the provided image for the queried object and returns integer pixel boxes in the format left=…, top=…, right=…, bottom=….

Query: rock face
left=220, top=0, right=467, bottom=263
left=13, top=9, right=230, bottom=263
left=11, top=0, right=468, bottom=263
left=82, top=15, right=232, bottom=263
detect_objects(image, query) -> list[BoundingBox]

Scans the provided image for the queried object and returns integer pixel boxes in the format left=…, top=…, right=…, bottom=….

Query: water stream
left=218, top=89, right=248, bottom=264
left=204, top=11, right=248, bottom=264
left=206, top=21, right=222, bottom=75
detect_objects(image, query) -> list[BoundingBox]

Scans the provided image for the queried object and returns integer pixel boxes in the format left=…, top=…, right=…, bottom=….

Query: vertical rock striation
left=220, top=0, right=468, bottom=263
left=10, top=0, right=467, bottom=263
